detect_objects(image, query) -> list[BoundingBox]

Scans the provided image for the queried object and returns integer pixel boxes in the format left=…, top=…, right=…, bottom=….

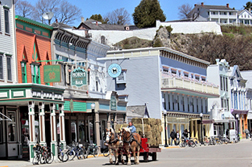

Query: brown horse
left=120, top=128, right=141, bottom=165
left=105, top=128, right=124, bottom=165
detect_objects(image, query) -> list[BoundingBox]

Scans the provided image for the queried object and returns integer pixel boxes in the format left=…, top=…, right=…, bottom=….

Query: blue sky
left=27, top=0, right=249, bottom=26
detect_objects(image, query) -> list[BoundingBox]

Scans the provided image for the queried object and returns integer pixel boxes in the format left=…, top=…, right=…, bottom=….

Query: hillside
left=114, top=25, right=252, bottom=71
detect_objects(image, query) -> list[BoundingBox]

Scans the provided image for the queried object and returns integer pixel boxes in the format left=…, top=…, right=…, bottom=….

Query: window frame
left=6, top=55, right=12, bottom=81
left=21, top=61, right=27, bottom=83
left=0, top=54, right=3, bottom=80
left=4, top=7, right=9, bottom=34
left=116, top=70, right=126, bottom=84
left=31, top=64, right=41, bottom=84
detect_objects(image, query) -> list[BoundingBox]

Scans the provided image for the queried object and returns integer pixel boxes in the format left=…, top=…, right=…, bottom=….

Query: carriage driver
left=127, top=122, right=136, bottom=133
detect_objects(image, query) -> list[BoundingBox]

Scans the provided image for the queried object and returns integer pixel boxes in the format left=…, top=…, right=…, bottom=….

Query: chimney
left=55, top=19, right=58, bottom=23
left=226, top=3, right=229, bottom=8
left=194, top=4, right=197, bottom=7
left=81, top=17, right=84, bottom=23
left=201, top=2, right=204, bottom=6
left=96, top=21, right=98, bottom=26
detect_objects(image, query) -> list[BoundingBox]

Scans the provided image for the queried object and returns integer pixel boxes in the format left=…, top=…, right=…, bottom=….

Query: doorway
left=45, top=114, right=51, bottom=147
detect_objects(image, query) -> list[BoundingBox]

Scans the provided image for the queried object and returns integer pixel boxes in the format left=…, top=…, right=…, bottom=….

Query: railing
left=162, top=76, right=219, bottom=95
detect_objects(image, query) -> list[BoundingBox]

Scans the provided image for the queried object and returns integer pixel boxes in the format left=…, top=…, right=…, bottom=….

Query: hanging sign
left=44, top=65, right=61, bottom=83
left=108, top=63, right=122, bottom=78
left=71, top=67, right=87, bottom=87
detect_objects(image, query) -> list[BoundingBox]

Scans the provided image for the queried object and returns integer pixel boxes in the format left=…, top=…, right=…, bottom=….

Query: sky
left=27, top=0, right=249, bottom=26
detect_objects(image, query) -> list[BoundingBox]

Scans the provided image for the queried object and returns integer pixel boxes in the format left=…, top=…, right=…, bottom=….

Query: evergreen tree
left=89, top=14, right=108, bottom=24
left=133, top=0, right=166, bottom=28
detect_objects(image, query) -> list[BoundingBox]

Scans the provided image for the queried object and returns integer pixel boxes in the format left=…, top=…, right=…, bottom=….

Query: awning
left=202, top=119, right=214, bottom=124
left=231, top=109, right=249, bottom=115
left=247, top=112, right=252, bottom=120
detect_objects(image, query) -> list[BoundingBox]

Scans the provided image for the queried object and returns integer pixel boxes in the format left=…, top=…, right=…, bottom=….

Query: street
left=7, top=139, right=251, bottom=167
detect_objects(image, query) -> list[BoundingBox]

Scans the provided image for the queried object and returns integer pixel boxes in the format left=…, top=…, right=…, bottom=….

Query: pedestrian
left=182, top=129, right=189, bottom=143
left=176, top=130, right=180, bottom=145
left=170, top=129, right=176, bottom=146
left=245, top=129, right=249, bottom=139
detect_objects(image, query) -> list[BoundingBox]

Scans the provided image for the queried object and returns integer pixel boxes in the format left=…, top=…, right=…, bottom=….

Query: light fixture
left=200, top=113, right=203, bottom=117
left=163, top=110, right=167, bottom=115
left=91, top=103, right=95, bottom=109
left=236, top=114, right=239, bottom=119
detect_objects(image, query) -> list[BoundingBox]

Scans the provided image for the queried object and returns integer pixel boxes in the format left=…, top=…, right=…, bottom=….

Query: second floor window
left=4, top=8, right=9, bottom=34
left=7, top=56, right=11, bottom=81
left=31, top=64, right=40, bottom=84
left=21, top=62, right=27, bottom=83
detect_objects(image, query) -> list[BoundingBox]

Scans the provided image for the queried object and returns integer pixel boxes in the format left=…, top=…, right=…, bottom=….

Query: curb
left=161, top=146, right=180, bottom=149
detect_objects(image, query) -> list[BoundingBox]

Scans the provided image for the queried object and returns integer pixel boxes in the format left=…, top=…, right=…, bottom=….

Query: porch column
left=39, top=102, right=46, bottom=146
left=114, top=113, right=117, bottom=130
left=107, top=113, right=111, bottom=128
left=59, top=104, right=66, bottom=149
left=195, top=120, right=198, bottom=139
left=50, top=103, right=57, bottom=158
left=95, top=111, right=100, bottom=148
left=28, top=101, right=35, bottom=161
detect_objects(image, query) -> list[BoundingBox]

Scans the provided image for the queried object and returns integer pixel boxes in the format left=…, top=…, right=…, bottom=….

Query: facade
left=0, top=0, right=18, bottom=159
left=51, top=26, right=127, bottom=150
left=229, top=66, right=248, bottom=139
left=239, top=71, right=252, bottom=135
left=188, top=3, right=238, bottom=25
left=207, top=59, right=235, bottom=138
left=237, top=9, right=252, bottom=25
left=105, top=47, right=219, bottom=145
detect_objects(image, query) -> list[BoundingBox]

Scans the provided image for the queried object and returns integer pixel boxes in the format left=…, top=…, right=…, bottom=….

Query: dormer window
left=171, top=68, right=176, bottom=74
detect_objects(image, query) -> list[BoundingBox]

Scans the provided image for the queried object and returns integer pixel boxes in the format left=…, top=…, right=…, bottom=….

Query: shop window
left=4, top=8, right=9, bottom=34
left=7, top=56, right=12, bottom=81
left=31, top=64, right=40, bottom=84
left=7, top=111, right=16, bottom=141
left=0, top=54, right=3, bottom=79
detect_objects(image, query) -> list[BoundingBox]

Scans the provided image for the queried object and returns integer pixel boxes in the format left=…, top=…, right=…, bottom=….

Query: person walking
left=182, top=129, right=189, bottom=143
left=176, top=130, right=180, bottom=145
left=170, top=129, right=176, bottom=146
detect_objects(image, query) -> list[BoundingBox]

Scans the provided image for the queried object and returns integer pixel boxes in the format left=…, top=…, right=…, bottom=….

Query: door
left=88, top=116, right=94, bottom=143
left=7, top=111, right=18, bottom=157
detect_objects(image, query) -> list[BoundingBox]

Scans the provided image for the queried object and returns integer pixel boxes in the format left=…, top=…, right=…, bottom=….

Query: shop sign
left=71, top=67, right=87, bottom=87
left=108, top=63, right=122, bottom=78
left=44, top=65, right=61, bottom=83
left=111, top=95, right=117, bottom=111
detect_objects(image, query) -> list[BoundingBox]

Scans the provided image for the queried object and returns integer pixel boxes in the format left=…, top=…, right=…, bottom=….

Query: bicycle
left=32, top=143, right=54, bottom=164
left=67, top=142, right=86, bottom=160
left=57, top=143, right=69, bottom=162
left=85, top=143, right=100, bottom=158
left=32, top=144, right=43, bottom=165
left=101, top=143, right=110, bottom=157
left=192, top=138, right=202, bottom=146
left=180, top=137, right=196, bottom=148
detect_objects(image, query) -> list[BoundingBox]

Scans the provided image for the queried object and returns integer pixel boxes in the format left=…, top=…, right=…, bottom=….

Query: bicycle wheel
left=68, top=149, right=76, bottom=161
left=46, top=152, right=54, bottom=164
left=58, top=151, right=68, bottom=162
left=78, top=148, right=86, bottom=159
left=40, top=153, right=46, bottom=164
left=32, top=155, right=40, bottom=165
left=85, top=149, right=90, bottom=159
left=93, top=147, right=99, bottom=157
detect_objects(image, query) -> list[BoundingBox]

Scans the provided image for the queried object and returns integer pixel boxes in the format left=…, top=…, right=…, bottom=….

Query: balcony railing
left=162, top=75, right=219, bottom=95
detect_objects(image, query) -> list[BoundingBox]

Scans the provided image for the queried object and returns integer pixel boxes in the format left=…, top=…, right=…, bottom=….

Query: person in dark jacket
left=182, top=129, right=189, bottom=143
left=170, top=129, right=176, bottom=146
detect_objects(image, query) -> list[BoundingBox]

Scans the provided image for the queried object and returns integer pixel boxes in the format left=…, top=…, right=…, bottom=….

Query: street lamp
left=91, top=103, right=96, bottom=144
left=164, top=110, right=168, bottom=147
left=236, top=114, right=240, bottom=141
left=200, top=113, right=203, bottom=144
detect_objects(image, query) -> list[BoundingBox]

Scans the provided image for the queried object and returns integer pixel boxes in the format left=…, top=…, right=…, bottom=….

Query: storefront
left=231, top=109, right=248, bottom=139
left=0, top=84, right=65, bottom=160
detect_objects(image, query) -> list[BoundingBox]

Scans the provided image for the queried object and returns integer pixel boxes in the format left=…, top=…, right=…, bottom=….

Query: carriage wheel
left=152, top=152, right=157, bottom=161
left=143, top=152, right=148, bottom=162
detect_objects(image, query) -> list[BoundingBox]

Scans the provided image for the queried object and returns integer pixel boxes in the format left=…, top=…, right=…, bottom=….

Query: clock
left=108, top=63, right=122, bottom=78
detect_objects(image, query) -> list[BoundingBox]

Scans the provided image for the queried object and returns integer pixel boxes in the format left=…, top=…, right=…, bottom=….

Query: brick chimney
left=194, top=4, right=197, bottom=7
left=201, top=2, right=204, bottom=6
left=96, top=21, right=98, bottom=26
left=81, top=17, right=84, bottom=23
left=55, top=19, right=58, bottom=23
left=226, top=3, right=229, bottom=8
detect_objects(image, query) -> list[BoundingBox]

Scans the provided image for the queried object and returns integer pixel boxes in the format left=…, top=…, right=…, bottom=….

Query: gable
left=238, top=9, right=252, bottom=19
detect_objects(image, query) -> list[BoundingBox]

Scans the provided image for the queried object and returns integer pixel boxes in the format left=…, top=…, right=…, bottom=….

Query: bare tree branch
left=15, top=0, right=34, bottom=18
left=178, top=4, right=192, bottom=19
left=104, top=8, right=130, bottom=25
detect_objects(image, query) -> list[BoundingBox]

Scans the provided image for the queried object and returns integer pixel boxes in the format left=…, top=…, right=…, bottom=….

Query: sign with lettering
left=71, top=67, right=87, bottom=87
left=111, top=95, right=117, bottom=111
left=44, top=65, right=61, bottom=83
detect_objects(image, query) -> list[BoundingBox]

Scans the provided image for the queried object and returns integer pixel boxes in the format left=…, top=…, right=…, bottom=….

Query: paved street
left=1, top=139, right=252, bottom=167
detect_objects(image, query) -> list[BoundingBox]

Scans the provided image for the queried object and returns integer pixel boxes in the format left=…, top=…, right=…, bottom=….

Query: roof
left=51, top=22, right=72, bottom=29
left=195, top=4, right=235, bottom=11
left=240, top=70, right=252, bottom=88
left=75, top=19, right=137, bottom=30
left=237, top=9, right=252, bottom=17
left=127, top=105, right=149, bottom=118
left=15, top=15, right=53, bottom=30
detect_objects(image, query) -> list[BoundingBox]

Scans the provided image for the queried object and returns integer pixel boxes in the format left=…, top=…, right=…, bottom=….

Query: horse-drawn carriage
left=106, top=118, right=162, bottom=165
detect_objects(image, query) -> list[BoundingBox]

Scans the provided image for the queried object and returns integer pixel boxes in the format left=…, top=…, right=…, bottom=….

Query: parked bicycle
left=101, top=142, right=110, bottom=157
left=180, top=137, right=196, bottom=148
left=85, top=143, right=100, bottom=158
left=32, top=142, right=54, bottom=165
left=67, top=142, right=86, bottom=160
left=57, top=143, right=69, bottom=162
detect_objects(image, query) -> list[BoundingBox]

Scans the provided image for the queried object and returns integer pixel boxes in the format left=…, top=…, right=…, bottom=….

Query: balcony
left=161, top=75, right=219, bottom=98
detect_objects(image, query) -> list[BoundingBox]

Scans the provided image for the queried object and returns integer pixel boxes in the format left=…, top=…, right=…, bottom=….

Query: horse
left=105, top=128, right=124, bottom=165
left=120, top=127, right=141, bottom=165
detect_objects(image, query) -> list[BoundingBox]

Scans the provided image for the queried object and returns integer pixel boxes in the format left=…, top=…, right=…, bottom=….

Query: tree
left=178, top=4, right=192, bottom=19
left=89, top=14, right=108, bottom=24
left=133, top=0, right=166, bottom=28
left=32, top=0, right=81, bottom=25
left=244, top=1, right=252, bottom=11
left=103, top=8, right=130, bottom=25
left=15, top=0, right=35, bottom=18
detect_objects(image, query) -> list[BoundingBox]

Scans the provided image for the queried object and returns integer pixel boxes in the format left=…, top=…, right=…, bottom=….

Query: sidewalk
left=0, top=160, right=31, bottom=167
